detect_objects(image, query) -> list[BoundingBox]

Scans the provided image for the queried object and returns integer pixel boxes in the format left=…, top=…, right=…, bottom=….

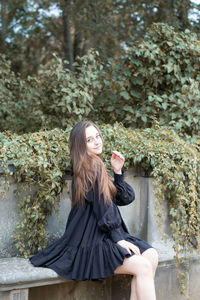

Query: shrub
left=94, top=23, right=200, bottom=138
left=0, top=52, right=101, bottom=133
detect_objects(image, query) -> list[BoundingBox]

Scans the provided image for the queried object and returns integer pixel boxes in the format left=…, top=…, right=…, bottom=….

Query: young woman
left=30, top=121, right=158, bottom=300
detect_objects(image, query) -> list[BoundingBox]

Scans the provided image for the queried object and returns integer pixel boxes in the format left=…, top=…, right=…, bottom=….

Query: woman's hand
left=111, top=151, right=125, bottom=174
left=117, top=240, right=141, bottom=255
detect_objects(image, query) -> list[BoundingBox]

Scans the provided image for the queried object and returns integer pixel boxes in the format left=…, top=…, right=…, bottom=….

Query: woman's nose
left=94, top=137, right=100, bottom=144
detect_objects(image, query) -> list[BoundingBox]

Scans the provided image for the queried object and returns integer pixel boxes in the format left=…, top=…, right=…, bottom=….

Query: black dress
left=30, top=173, right=152, bottom=281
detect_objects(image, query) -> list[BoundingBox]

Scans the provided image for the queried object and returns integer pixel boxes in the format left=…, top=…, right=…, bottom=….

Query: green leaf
left=120, top=91, right=130, bottom=100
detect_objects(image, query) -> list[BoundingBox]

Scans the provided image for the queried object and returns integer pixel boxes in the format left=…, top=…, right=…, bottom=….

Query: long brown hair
left=69, top=121, right=116, bottom=205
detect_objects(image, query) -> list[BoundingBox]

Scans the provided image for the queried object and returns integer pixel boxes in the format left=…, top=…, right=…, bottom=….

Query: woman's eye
left=87, top=138, right=93, bottom=143
left=87, top=135, right=100, bottom=143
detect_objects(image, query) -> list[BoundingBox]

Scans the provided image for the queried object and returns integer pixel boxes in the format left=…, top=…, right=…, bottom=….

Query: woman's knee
left=141, top=248, right=158, bottom=277
left=151, top=248, right=158, bottom=262
left=128, top=256, right=153, bottom=277
left=142, top=248, right=158, bottom=264
left=137, top=257, right=153, bottom=276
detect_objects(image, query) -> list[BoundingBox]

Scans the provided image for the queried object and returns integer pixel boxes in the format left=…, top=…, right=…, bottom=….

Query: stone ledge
left=1, top=256, right=200, bottom=300
left=0, top=258, right=67, bottom=292
left=0, top=256, right=173, bottom=292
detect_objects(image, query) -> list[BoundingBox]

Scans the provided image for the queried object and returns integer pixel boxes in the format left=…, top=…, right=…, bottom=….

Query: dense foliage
left=94, top=23, right=200, bottom=138
left=1, top=23, right=200, bottom=139
left=0, top=52, right=101, bottom=133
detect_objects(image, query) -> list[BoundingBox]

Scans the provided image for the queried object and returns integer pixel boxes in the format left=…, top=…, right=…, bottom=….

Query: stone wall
left=1, top=169, right=152, bottom=258
left=0, top=168, right=174, bottom=259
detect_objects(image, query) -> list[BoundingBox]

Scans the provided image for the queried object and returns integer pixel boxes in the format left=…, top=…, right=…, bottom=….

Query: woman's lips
left=94, top=145, right=102, bottom=150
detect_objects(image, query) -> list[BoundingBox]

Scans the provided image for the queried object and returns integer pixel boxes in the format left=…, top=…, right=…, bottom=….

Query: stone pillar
left=118, top=173, right=149, bottom=240
left=0, top=289, right=29, bottom=300
left=9, top=289, right=29, bottom=300
left=147, top=177, right=175, bottom=260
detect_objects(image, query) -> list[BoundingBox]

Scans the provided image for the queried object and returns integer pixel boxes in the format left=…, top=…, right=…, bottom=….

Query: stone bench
left=0, top=257, right=67, bottom=300
left=1, top=256, right=200, bottom=300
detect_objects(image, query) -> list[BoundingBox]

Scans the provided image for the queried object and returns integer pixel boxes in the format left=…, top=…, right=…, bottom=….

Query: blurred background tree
left=1, top=0, right=200, bottom=76
left=1, top=0, right=200, bottom=136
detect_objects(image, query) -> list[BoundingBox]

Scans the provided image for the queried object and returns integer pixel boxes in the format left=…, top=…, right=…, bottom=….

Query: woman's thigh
left=114, top=254, right=152, bottom=276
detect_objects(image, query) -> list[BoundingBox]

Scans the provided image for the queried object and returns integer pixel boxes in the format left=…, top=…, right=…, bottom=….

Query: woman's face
left=85, top=125, right=103, bottom=155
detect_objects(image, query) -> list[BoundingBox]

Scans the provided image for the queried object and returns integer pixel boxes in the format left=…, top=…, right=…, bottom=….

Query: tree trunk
left=0, top=0, right=6, bottom=52
left=73, top=31, right=84, bottom=59
left=157, top=0, right=191, bottom=30
left=176, top=0, right=191, bottom=30
left=157, top=0, right=174, bottom=25
left=62, top=0, right=74, bottom=70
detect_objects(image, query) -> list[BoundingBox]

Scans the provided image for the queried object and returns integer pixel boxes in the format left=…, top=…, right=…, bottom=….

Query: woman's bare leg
left=130, top=276, right=138, bottom=300
left=114, top=254, right=157, bottom=300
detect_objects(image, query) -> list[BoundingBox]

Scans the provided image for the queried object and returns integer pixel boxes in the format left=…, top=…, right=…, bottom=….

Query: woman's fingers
left=118, top=243, right=131, bottom=254
left=117, top=240, right=141, bottom=255
left=127, top=243, right=141, bottom=256
left=111, top=151, right=125, bottom=173
left=112, top=151, right=125, bottom=161
left=131, top=246, right=141, bottom=256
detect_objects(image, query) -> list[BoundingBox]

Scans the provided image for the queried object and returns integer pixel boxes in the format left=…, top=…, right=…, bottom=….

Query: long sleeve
left=113, top=172, right=135, bottom=206
left=85, top=182, right=125, bottom=243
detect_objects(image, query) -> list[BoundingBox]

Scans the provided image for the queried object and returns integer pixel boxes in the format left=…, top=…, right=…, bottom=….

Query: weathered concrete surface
left=0, top=258, right=64, bottom=290
left=0, top=178, right=38, bottom=258
left=29, top=279, right=112, bottom=300
left=0, top=179, right=20, bottom=257
left=155, top=259, right=200, bottom=300
left=0, top=289, right=29, bottom=300
left=110, top=274, right=131, bottom=300
left=147, top=177, right=176, bottom=261
left=0, top=290, right=29, bottom=300
left=118, top=174, right=149, bottom=240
